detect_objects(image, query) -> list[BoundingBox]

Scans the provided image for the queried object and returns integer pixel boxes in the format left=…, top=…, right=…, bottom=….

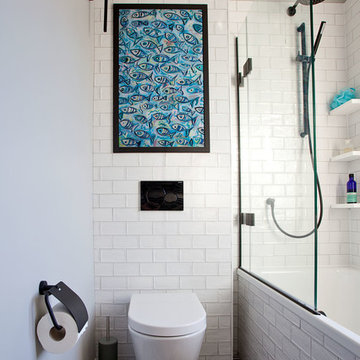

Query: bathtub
left=237, top=267, right=360, bottom=360
left=258, top=266, right=360, bottom=336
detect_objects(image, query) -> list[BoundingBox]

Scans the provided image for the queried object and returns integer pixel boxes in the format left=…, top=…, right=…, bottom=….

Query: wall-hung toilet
left=128, top=293, right=206, bottom=360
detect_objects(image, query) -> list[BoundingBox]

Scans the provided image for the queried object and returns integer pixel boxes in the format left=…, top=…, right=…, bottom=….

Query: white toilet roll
left=37, top=304, right=88, bottom=354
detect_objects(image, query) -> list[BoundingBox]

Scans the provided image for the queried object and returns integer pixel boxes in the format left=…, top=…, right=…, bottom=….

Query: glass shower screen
left=237, top=0, right=318, bottom=309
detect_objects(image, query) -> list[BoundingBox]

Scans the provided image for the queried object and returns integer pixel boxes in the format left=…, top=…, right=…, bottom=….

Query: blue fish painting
left=114, top=5, right=208, bottom=150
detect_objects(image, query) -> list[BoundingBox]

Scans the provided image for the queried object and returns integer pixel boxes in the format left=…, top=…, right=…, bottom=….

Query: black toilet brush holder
left=98, top=316, right=118, bottom=360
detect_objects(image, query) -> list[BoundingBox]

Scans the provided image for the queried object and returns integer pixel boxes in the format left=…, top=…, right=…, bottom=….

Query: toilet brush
left=98, top=316, right=118, bottom=360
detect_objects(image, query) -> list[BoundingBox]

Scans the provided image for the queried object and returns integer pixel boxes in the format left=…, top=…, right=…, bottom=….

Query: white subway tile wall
left=93, top=0, right=233, bottom=358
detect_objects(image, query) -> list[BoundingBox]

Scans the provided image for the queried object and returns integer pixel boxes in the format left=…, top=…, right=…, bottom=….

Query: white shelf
left=330, top=151, right=360, bottom=162
left=329, top=99, right=360, bottom=116
left=330, top=203, right=360, bottom=209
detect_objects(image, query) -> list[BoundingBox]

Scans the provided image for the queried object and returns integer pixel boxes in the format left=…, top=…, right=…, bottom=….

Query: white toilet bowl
left=128, top=293, right=206, bottom=360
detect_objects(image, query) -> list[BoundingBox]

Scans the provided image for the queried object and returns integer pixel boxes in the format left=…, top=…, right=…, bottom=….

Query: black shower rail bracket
left=238, top=58, right=252, bottom=88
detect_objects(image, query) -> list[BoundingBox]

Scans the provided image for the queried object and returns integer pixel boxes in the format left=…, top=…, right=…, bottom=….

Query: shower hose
left=266, top=118, right=323, bottom=239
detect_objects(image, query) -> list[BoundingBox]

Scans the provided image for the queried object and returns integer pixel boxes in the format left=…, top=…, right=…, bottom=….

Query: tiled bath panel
left=238, top=269, right=360, bottom=360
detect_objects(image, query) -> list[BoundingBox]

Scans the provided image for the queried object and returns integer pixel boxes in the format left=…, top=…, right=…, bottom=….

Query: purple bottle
left=347, top=174, right=357, bottom=203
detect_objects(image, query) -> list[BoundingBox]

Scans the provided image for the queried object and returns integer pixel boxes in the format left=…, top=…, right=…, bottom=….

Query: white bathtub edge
left=237, top=268, right=360, bottom=356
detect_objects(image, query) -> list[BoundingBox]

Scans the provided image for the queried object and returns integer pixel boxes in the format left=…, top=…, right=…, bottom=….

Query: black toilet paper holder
left=39, top=281, right=88, bottom=332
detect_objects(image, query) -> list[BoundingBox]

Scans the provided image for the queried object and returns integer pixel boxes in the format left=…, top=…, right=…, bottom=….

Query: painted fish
left=118, top=97, right=130, bottom=104
left=152, top=112, right=171, bottom=121
left=120, top=138, right=139, bottom=147
left=192, top=45, right=203, bottom=54
left=130, top=94, right=150, bottom=103
left=152, top=54, right=176, bottom=63
left=181, top=54, right=199, bottom=62
left=120, top=10, right=130, bottom=16
left=138, top=62, right=154, bottom=71
left=180, top=10, right=192, bottom=20
left=160, top=87, right=183, bottom=96
left=192, top=136, right=204, bottom=145
left=174, top=95, right=197, bottom=105
left=194, top=12, right=203, bottom=23
left=193, top=24, right=203, bottom=33
left=152, top=95, right=167, bottom=102
left=132, top=10, right=156, bottom=19
left=160, top=64, right=186, bottom=76
left=129, top=71, right=151, bottom=82
left=154, top=75, right=176, bottom=85
left=186, top=86, right=203, bottom=94
left=174, top=138, right=192, bottom=146
left=176, top=75, right=201, bottom=86
left=120, top=16, right=128, bottom=28
left=119, top=85, right=137, bottom=94
left=120, top=106, right=137, bottom=114
left=166, top=23, right=185, bottom=33
left=163, top=12, right=187, bottom=24
left=156, top=127, right=173, bottom=137
left=195, top=107, right=204, bottom=114
left=159, top=103, right=180, bottom=111
left=119, top=119, right=135, bottom=129
left=140, top=40, right=162, bottom=52
left=155, top=139, right=173, bottom=147
left=165, top=32, right=181, bottom=43
left=143, top=27, right=163, bottom=40
left=130, top=48, right=149, bottom=59
left=181, top=32, right=198, bottom=46
left=197, top=127, right=205, bottom=135
left=171, top=123, right=188, bottom=132
left=119, top=55, right=137, bottom=64
left=131, top=20, right=149, bottom=27
left=163, top=45, right=186, bottom=54
left=139, top=84, right=155, bottom=93
left=151, top=20, right=168, bottom=29
left=193, top=64, right=203, bottom=72
left=140, top=103, right=154, bottom=112
left=176, top=113, right=193, bottom=122
left=119, top=75, right=131, bottom=85
left=134, top=129, right=151, bottom=139
left=134, top=115, right=149, bottom=124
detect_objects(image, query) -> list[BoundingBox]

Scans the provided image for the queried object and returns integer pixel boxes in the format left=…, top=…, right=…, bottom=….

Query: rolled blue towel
left=330, top=88, right=356, bottom=110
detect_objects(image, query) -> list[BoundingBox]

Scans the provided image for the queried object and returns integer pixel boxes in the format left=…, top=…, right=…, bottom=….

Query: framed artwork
left=113, top=4, right=209, bottom=152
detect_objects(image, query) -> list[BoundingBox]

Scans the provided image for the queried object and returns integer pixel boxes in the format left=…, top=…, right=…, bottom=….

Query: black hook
left=103, top=0, right=108, bottom=32
left=39, top=281, right=63, bottom=331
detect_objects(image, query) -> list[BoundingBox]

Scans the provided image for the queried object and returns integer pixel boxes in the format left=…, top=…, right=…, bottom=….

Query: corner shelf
left=330, top=151, right=360, bottom=162
left=329, top=99, right=360, bottom=210
left=330, top=203, right=360, bottom=209
left=330, top=152, right=360, bottom=209
left=329, top=99, right=360, bottom=116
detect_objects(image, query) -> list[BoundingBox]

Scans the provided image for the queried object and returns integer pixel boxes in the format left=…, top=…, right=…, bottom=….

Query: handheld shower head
left=299, top=0, right=325, bottom=4
left=266, top=198, right=275, bottom=207
left=287, top=0, right=325, bottom=16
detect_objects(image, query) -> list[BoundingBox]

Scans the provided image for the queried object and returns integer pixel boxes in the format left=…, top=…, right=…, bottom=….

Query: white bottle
left=343, top=138, right=353, bottom=153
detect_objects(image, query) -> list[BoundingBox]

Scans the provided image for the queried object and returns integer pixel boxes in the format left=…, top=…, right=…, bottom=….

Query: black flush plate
left=141, top=181, right=183, bottom=211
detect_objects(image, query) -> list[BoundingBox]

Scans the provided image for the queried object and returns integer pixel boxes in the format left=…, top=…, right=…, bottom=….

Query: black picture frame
left=113, top=4, right=209, bottom=153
